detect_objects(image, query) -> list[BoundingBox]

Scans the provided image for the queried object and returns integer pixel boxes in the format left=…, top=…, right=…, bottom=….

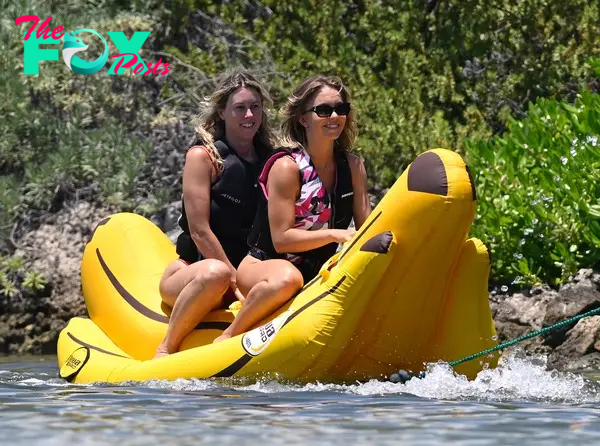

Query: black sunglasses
left=305, top=102, right=352, bottom=118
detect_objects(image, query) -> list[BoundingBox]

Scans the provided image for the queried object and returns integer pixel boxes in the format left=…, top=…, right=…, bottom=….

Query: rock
left=559, top=352, right=600, bottom=371
left=545, top=270, right=600, bottom=327
left=160, top=201, right=182, bottom=233
left=490, top=269, right=600, bottom=370
left=490, top=289, right=557, bottom=354
left=530, top=283, right=553, bottom=296
left=549, top=316, right=600, bottom=369
left=0, top=201, right=116, bottom=355
left=149, top=201, right=182, bottom=234
left=541, top=273, right=600, bottom=349
left=166, top=228, right=182, bottom=244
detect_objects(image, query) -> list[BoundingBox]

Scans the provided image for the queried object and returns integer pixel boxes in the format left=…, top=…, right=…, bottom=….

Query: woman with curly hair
left=155, top=70, right=275, bottom=357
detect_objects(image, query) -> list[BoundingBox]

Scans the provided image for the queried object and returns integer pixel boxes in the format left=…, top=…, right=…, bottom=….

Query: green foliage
left=0, top=176, right=21, bottom=250
left=22, top=270, right=48, bottom=291
left=0, top=275, right=19, bottom=298
left=468, top=90, right=600, bottom=285
left=0, top=254, right=47, bottom=297
left=220, top=0, right=599, bottom=184
left=2, top=255, right=24, bottom=272
left=1, top=7, right=156, bottom=243
left=2, top=0, right=600, bottom=287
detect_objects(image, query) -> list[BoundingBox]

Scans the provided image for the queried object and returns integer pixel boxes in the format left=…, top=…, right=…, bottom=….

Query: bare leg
left=213, top=256, right=303, bottom=343
left=154, top=259, right=230, bottom=358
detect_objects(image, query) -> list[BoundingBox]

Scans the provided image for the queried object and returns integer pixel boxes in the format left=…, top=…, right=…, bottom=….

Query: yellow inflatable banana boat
left=57, top=149, right=498, bottom=384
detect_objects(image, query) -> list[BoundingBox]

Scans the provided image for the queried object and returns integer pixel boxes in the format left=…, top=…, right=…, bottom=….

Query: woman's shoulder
left=345, top=152, right=367, bottom=179
left=346, top=152, right=364, bottom=166
left=267, top=155, right=301, bottom=192
left=186, top=145, right=220, bottom=173
left=268, top=148, right=298, bottom=168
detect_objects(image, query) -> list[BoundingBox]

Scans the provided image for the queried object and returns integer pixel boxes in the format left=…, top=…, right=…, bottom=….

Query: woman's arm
left=347, top=154, right=372, bottom=230
left=267, top=156, right=349, bottom=254
left=183, top=147, right=235, bottom=271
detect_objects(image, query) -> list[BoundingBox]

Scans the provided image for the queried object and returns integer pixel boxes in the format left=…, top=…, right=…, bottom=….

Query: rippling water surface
left=2, top=353, right=600, bottom=445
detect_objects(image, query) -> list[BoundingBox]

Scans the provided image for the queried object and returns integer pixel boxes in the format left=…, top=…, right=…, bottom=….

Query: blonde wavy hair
left=280, top=75, right=357, bottom=153
left=194, top=70, right=275, bottom=169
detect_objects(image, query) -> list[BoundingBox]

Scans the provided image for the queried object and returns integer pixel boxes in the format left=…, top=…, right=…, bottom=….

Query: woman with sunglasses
left=214, top=75, right=371, bottom=343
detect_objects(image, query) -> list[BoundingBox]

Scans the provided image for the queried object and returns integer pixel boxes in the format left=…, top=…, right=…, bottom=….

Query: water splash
left=234, top=353, right=600, bottom=404
left=142, top=378, right=220, bottom=392
left=401, top=353, right=598, bottom=403
left=0, top=370, right=76, bottom=388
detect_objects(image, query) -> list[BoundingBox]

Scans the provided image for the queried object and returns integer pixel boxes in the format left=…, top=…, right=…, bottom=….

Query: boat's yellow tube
left=57, top=148, right=498, bottom=383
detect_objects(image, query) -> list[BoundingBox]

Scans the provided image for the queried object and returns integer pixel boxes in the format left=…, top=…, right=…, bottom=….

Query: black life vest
left=177, top=138, right=270, bottom=267
left=247, top=147, right=354, bottom=280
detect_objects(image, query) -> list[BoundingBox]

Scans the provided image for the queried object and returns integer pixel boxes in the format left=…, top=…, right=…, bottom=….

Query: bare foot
left=153, top=344, right=171, bottom=359
left=213, top=333, right=231, bottom=343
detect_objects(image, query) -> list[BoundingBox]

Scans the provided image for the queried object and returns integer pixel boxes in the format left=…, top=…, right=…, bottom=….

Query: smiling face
left=220, top=87, right=263, bottom=142
left=300, top=86, right=347, bottom=143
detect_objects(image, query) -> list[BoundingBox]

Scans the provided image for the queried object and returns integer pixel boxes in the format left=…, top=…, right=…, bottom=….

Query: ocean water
left=1, top=353, right=600, bottom=445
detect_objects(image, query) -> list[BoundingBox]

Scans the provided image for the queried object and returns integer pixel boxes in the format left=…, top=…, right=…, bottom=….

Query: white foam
left=401, top=354, right=596, bottom=403
left=140, top=377, right=219, bottom=391
left=236, top=352, right=600, bottom=404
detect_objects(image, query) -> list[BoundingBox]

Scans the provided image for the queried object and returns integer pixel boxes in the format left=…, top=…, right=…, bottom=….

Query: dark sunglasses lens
left=314, top=105, right=335, bottom=117
left=335, top=103, right=351, bottom=116
left=313, top=103, right=351, bottom=117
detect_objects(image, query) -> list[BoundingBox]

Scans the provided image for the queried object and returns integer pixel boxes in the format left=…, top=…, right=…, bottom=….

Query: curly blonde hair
left=194, top=70, right=275, bottom=169
left=280, top=75, right=357, bottom=153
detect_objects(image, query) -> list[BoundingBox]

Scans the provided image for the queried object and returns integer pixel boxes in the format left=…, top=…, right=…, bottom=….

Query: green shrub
left=2, top=0, right=600, bottom=288
left=0, top=254, right=47, bottom=297
left=1, top=9, right=157, bottom=245
left=231, top=0, right=600, bottom=185
left=468, top=90, right=600, bottom=286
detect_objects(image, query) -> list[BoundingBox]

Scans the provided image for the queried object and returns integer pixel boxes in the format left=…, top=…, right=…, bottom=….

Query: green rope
left=448, top=304, right=600, bottom=367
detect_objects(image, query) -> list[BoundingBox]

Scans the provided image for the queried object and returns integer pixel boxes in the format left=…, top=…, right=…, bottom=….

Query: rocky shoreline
left=490, top=268, right=600, bottom=371
left=2, top=200, right=600, bottom=373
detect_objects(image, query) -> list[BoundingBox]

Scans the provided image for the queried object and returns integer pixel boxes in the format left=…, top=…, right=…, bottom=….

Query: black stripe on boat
left=87, top=217, right=111, bottom=245
left=67, top=331, right=129, bottom=358
left=465, top=164, right=477, bottom=201
left=210, top=276, right=346, bottom=378
left=337, top=211, right=382, bottom=263
left=212, top=354, right=253, bottom=378
left=96, top=249, right=231, bottom=330
left=282, top=276, right=346, bottom=328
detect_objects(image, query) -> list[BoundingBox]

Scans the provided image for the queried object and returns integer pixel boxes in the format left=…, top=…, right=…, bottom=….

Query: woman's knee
left=159, top=260, right=186, bottom=306
left=158, top=259, right=229, bottom=306
left=236, top=255, right=262, bottom=294
left=238, top=259, right=303, bottom=300
left=273, top=264, right=303, bottom=295
left=198, top=259, right=231, bottom=290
